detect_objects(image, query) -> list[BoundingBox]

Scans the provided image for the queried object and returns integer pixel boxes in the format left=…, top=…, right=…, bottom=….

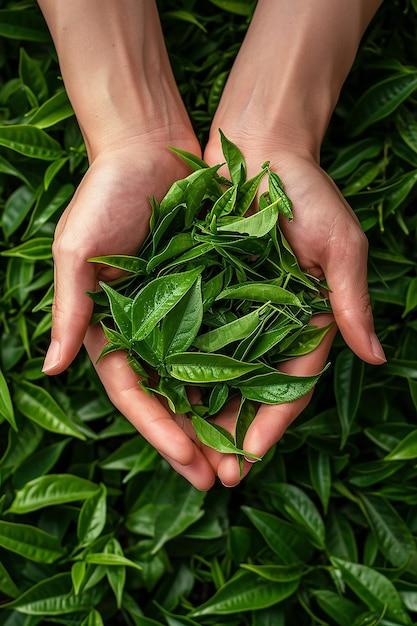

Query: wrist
left=209, top=0, right=382, bottom=162
left=38, top=0, right=193, bottom=160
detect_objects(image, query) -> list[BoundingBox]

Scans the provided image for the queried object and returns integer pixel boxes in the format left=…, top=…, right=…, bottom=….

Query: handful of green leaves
left=89, top=132, right=332, bottom=459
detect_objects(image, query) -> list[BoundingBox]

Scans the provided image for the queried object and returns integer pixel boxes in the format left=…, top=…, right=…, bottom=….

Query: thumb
left=324, top=235, right=386, bottom=366
left=42, top=253, right=96, bottom=374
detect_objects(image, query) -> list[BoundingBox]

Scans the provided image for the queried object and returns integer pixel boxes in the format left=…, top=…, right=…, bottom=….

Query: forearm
left=37, top=0, right=190, bottom=160
left=211, top=0, right=383, bottom=160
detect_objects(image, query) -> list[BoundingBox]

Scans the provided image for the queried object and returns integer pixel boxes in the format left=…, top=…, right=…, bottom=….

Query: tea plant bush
left=0, top=0, right=417, bottom=624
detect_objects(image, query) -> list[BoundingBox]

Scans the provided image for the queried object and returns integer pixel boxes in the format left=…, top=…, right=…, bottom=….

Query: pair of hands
left=42, top=130, right=383, bottom=490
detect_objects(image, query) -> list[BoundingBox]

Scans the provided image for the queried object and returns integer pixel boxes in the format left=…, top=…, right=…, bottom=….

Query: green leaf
left=325, top=508, right=358, bottom=562
left=0, top=9, right=51, bottom=42
left=396, top=106, right=417, bottom=154
left=327, top=137, right=383, bottom=179
left=147, top=377, right=192, bottom=416
left=189, top=570, right=299, bottom=616
left=217, top=201, right=278, bottom=237
left=245, top=322, right=301, bottom=362
left=89, top=254, right=146, bottom=274
left=7, top=474, right=100, bottom=514
left=0, top=572, right=103, bottom=615
left=0, top=420, right=42, bottom=482
left=44, top=156, right=70, bottom=190
left=346, top=72, right=417, bottom=136
left=146, top=232, right=195, bottom=272
left=151, top=480, right=206, bottom=553
left=98, top=324, right=132, bottom=362
left=161, top=277, right=203, bottom=357
left=29, top=89, right=74, bottom=128
left=210, top=184, right=238, bottom=219
left=314, top=590, right=364, bottom=626
left=19, top=48, right=47, bottom=102
left=193, top=307, right=263, bottom=352
left=359, top=493, right=417, bottom=568
left=268, top=171, right=293, bottom=219
left=104, top=538, right=126, bottom=609
left=334, top=349, right=364, bottom=447
left=234, top=398, right=256, bottom=454
left=219, top=129, right=246, bottom=185
left=208, top=0, right=255, bottom=17
left=14, top=380, right=86, bottom=440
left=403, top=276, right=417, bottom=317
left=342, top=160, right=384, bottom=196
left=308, top=448, right=331, bottom=514
left=83, top=552, right=142, bottom=571
left=131, top=266, right=203, bottom=341
left=22, top=182, right=74, bottom=240
left=240, top=563, right=304, bottom=583
left=0, top=368, right=16, bottom=430
left=1, top=237, right=53, bottom=260
left=163, top=10, right=207, bottom=32
left=234, top=168, right=268, bottom=215
left=2, top=184, right=36, bottom=239
left=77, top=484, right=107, bottom=548
left=0, top=125, right=63, bottom=160
left=0, top=520, right=65, bottom=563
left=384, top=429, right=417, bottom=461
left=168, top=145, right=210, bottom=171
left=14, top=439, right=71, bottom=488
left=330, top=557, right=412, bottom=624
left=382, top=359, right=417, bottom=379
left=100, top=435, right=158, bottom=473
left=99, top=282, right=133, bottom=338
left=280, top=323, right=333, bottom=357
left=81, top=609, right=104, bottom=626
left=234, top=367, right=325, bottom=404
left=191, top=413, right=260, bottom=460
left=217, top=282, right=304, bottom=307
left=166, top=352, right=262, bottom=383
left=267, top=482, right=325, bottom=549
left=242, top=506, right=311, bottom=564
left=0, top=560, right=20, bottom=599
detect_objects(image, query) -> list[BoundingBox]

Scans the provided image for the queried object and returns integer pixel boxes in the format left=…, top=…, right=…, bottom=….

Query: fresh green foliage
left=91, top=137, right=331, bottom=457
left=0, top=0, right=417, bottom=624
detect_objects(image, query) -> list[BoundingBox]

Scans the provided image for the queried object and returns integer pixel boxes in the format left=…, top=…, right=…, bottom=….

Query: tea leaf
left=235, top=368, right=325, bottom=404
left=166, top=352, right=262, bottom=383
left=189, top=570, right=298, bottom=616
left=14, top=380, right=86, bottom=440
left=0, top=520, right=65, bottom=563
left=8, top=475, right=100, bottom=514
left=131, top=266, right=203, bottom=341
left=191, top=413, right=260, bottom=459
left=219, top=129, right=246, bottom=186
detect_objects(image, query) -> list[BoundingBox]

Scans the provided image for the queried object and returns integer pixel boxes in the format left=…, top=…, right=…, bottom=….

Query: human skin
left=38, top=0, right=385, bottom=489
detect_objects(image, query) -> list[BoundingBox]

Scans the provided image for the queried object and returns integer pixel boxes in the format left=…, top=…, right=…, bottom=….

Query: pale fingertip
left=244, top=455, right=259, bottom=464
left=220, top=480, right=240, bottom=488
left=370, top=332, right=387, bottom=363
left=42, top=339, right=61, bottom=374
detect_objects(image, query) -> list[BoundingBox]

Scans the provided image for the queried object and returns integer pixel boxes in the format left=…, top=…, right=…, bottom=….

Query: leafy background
left=1, top=0, right=417, bottom=624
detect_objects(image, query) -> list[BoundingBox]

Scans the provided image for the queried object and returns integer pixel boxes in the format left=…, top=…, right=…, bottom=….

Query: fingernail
left=221, top=481, right=240, bottom=488
left=244, top=456, right=258, bottom=464
left=370, top=333, right=387, bottom=363
left=42, top=339, right=61, bottom=373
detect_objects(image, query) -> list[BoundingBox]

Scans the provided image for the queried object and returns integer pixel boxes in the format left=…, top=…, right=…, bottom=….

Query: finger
left=323, top=224, right=386, bottom=365
left=215, top=314, right=337, bottom=487
left=84, top=324, right=217, bottom=490
left=163, top=450, right=216, bottom=492
left=42, top=241, right=97, bottom=375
